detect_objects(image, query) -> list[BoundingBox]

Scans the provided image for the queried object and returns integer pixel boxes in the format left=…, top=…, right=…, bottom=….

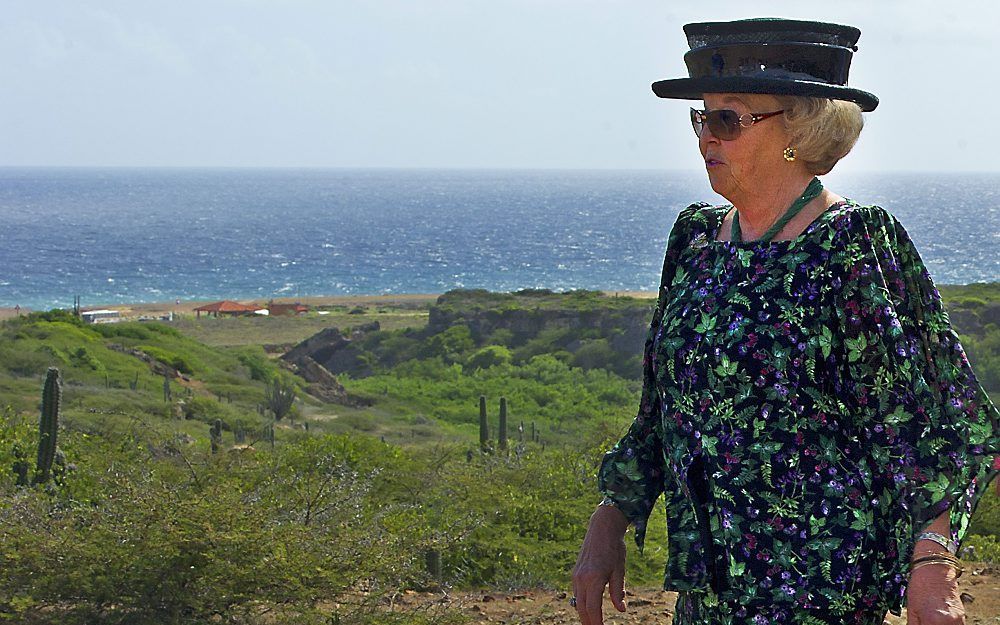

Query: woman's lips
left=706, top=158, right=724, bottom=167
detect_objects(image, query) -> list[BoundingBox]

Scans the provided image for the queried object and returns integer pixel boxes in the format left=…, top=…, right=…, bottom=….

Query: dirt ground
left=396, top=568, right=1000, bottom=624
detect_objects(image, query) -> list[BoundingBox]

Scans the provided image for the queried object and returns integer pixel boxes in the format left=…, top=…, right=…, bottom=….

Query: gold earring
left=783, top=147, right=797, bottom=162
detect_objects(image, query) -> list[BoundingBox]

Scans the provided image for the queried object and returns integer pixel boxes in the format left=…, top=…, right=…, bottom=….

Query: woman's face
left=698, top=92, right=793, bottom=200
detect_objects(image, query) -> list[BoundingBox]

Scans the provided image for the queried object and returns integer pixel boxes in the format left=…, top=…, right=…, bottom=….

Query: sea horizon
left=2, top=168, right=997, bottom=310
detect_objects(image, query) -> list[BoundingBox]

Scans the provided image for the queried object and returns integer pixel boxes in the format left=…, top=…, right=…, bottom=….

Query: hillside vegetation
left=2, top=285, right=998, bottom=624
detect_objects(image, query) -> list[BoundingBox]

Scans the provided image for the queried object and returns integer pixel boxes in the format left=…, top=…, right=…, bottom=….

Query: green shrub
left=426, top=325, right=475, bottom=363
left=137, top=345, right=194, bottom=375
left=465, top=345, right=512, bottom=371
left=961, top=534, right=1000, bottom=563
left=0, top=347, right=54, bottom=377
left=69, top=346, right=104, bottom=372
left=234, top=346, right=274, bottom=381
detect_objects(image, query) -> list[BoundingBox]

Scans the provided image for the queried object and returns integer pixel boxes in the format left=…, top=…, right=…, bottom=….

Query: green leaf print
left=845, top=334, right=867, bottom=362
left=729, top=292, right=751, bottom=310
left=926, top=472, right=951, bottom=497
left=883, top=405, right=911, bottom=426
left=695, top=312, right=717, bottom=335
left=818, top=325, right=833, bottom=359
left=702, top=435, right=718, bottom=456
left=729, top=553, right=746, bottom=578
left=617, top=457, right=645, bottom=482
left=715, top=354, right=738, bottom=377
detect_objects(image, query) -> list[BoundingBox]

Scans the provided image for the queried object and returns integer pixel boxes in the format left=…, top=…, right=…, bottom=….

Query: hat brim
left=651, top=76, right=878, bottom=112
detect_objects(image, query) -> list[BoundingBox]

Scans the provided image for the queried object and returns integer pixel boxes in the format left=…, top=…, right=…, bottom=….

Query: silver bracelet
left=916, top=531, right=958, bottom=555
left=598, top=496, right=621, bottom=509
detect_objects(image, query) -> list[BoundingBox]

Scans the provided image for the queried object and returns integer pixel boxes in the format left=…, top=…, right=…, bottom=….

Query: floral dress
left=597, top=200, right=1000, bottom=624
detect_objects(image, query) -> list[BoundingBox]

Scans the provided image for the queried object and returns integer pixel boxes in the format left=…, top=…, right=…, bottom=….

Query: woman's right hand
left=571, top=504, right=630, bottom=625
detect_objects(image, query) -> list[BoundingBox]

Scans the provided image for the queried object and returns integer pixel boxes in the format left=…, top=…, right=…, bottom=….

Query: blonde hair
left=773, top=96, right=865, bottom=175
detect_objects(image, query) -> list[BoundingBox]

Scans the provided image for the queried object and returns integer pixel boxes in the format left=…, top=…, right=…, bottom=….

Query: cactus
left=531, top=421, right=536, bottom=443
left=163, top=373, right=171, bottom=402
left=34, top=367, right=61, bottom=485
left=210, top=419, right=223, bottom=454
left=259, top=423, right=276, bottom=449
left=12, top=443, right=30, bottom=487
left=129, top=372, right=139, bottom=391
left=425, top=549, right=442, bottom=581
left=478, top=395, right=489, bottom=452
left=264, top=376, right=296, bottom=421
left=498, top=397, right=508, bottom=452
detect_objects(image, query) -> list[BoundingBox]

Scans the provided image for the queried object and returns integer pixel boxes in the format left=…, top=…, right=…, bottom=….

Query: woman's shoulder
left=826, top=200, right=912, bottom=248
left=675, top=201, right=728, bottom=233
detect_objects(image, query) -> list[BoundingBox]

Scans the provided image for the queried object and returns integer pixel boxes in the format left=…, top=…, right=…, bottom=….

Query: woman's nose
left=699, top=123, right=720, bottom=148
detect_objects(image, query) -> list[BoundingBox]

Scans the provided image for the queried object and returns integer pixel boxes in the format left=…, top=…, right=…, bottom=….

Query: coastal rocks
left=281, top=323, right=380, bottom=406
left=292, top=356, right=354, bottom=404
left=426, top=301, right=648, bottom=349
left=282, top=322, right=379, bottom=376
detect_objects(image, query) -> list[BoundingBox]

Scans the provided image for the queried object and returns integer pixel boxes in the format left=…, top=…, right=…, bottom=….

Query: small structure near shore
left=267, top=300, right=309, bottom=316
left=193, top=300, right=260, bottom=318
left=81, top=309, right=122, bottom=324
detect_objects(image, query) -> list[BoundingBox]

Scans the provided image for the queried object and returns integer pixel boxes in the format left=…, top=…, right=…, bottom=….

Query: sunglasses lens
left=690, top=108, right=702, bottom=137
left=708, top=110, right=741, bottom=140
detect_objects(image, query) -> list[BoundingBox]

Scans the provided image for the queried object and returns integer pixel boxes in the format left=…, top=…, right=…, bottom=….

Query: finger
left=572, top=579, right=589, bottom=625
left=585, top=580, right=605, bottom=625
left=609, top=564, right=626, bottom=612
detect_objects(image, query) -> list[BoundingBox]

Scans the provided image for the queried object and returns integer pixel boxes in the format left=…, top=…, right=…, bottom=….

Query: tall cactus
left=210, top=419, right=223, bottom=454
left=478, top=395, right=489, bottom=452
left=264, top=376, right=296, bottom=421
left=163, top=373, right=172, bottom=402
left=498, top=397, right=508, bottom=452
left=34, top=367, right=61, bottom=485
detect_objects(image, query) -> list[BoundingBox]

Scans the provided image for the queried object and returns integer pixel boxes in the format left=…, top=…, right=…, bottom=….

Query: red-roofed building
left=193, top=300, right=260, bottom=318
left=268, top=301, right=310, bottom=316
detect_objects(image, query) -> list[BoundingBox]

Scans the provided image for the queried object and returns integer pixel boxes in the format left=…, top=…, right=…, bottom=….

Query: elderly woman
left=571, top=17, right=999, bottom=625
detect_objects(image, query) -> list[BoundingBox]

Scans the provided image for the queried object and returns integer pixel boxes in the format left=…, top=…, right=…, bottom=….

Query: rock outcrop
left=281, top=322, right=380, bottom=406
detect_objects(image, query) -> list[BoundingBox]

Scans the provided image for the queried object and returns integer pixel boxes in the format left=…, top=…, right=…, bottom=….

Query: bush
left=69, top=346, right=105, bottom=372
left=182, top=396, right=255, bottom=430
left=465, top=345, right=512, bottom=371
left=426, top=325, right=474, bottom=363
left=137, top=345, right=194, bottom=375
left=234, top=346, right=274, bottom=382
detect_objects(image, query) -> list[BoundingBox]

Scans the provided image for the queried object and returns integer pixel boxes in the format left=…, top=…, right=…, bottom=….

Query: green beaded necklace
left=731, top=177, right=824, bottom=243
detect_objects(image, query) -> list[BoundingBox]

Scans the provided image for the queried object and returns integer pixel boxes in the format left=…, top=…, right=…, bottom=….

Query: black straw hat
left=652, top=17, right=879, bottom=112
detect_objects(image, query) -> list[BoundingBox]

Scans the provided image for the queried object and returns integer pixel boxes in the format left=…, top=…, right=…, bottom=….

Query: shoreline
left=0, top=290, right=659, bottom=321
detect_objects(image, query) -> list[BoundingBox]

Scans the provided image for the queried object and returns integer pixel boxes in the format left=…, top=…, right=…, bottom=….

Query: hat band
left=684, top=43, right=853, bottom=86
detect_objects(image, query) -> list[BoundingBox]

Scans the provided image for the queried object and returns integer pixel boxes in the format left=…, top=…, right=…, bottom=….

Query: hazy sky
left=3, top=1, right=997, bottom=172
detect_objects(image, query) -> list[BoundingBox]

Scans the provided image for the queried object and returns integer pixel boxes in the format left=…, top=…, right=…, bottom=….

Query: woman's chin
left=706, top=173, right=729, bottom=197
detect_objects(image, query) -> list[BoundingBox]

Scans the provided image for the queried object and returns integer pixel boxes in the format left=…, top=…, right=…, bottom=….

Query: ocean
left=0, top=168, right=997, bottom=310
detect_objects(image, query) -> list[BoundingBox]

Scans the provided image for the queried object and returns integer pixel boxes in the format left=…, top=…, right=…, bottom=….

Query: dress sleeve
left=596, top=203, right=701, bottom=554
left=831, top=205, right=1000, bottom=552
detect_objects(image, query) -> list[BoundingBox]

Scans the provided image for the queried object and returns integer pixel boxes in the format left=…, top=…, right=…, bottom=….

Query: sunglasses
left=690, top=107, right=785, bottom=141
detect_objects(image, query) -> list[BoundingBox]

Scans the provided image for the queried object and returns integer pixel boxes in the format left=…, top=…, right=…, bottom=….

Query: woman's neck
left=727, top=174, right=816, bottom=240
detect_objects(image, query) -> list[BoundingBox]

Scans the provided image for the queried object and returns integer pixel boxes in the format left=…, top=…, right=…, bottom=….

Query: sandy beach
left=0, top=290, right=658, bottom=321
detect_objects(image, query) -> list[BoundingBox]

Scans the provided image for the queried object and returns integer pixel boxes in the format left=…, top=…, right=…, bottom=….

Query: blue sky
left=3, top=1, right=996, bottom=171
